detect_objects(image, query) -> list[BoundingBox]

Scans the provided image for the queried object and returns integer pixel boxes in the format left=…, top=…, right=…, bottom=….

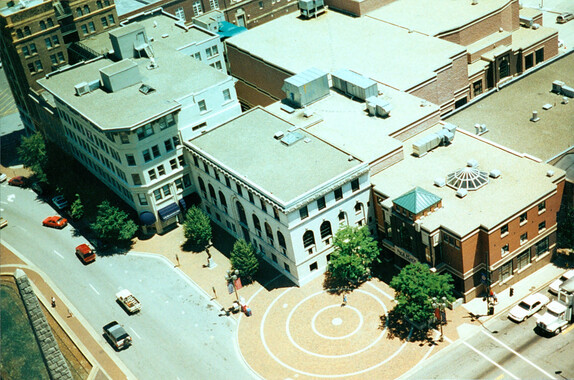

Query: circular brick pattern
left=311, top=305, right=363, bottom=340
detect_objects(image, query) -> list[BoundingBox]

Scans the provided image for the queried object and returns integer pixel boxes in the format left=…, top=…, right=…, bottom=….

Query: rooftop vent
left=467, top=159, right=478, bottom=168
left=74, top=82, right=90, bottom=96
left=280, top=131, right=305, bottom=146
left=298, top=0, right=325, bottom=19
left=489, top=169, right=501, bottom=178
left=474, top=123, right=488, bottom=135
left=456, top=188, right=468, bottom=198
left=412, top=124, right=457, bottom=157
left=434, top=178, right=446, bottom=187
left=281, top=104, right=295, bottom=114
left=139, top=84, right=155, bottom=95
left=332, top=69, right=377, bottom=101
left=547, top=170, right=555, bottom=177
left=303, top=109, right=314, bottom=118
left=366, top=96, right=392, bottom=118
left=282, top=68, right=329, bottom=108
left=274, top=131, right=285, bottom=140
left=347, top=155, right=354, bottom=161
left=530, top=110, right=540, bottom=122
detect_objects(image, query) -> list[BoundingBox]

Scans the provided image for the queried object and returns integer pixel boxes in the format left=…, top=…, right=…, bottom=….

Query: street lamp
left=225, top=269, right=240, bottom=301
left=432, top=296, right=448, bottom=342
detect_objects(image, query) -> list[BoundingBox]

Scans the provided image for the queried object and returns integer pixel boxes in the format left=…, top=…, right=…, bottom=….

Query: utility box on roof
left=282, top=68, right=329, bottom=108
left=332, top=69, right=378, bottom=101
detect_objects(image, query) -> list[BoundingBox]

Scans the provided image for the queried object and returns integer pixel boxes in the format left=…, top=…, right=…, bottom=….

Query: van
left=75, top=244, right=95, bottom=264
left=556, top=13, right=573, bottom=24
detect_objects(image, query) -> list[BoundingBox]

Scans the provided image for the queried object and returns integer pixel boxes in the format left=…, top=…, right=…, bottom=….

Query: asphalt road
left=0, top=182, right=258, bottom=380
left=403, top=292, right=574, bottom=380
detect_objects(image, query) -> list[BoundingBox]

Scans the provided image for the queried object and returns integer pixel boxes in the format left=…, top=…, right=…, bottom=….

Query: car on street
left=103, top=321, right=132, bottom=350
left=556, top=12, right=574, bottom=24
left=549, top=270, right=574, bottom=295
left=508, top=293, right=550, bottom=322
left=8, top=176, right=27, bottom=187
left=52, top=195, right=69, bottom=210
left=75, top=244, right=96, bottom=264
left=0, top=217, right=7, bottom=228
left=42, top=216, right=68, bottom=229
left=0, top=173, right=6, bottom=183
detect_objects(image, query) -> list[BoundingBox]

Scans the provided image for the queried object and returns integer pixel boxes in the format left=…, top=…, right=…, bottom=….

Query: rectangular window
left=101, top=16, right=108, bottom=27
left=175, top=7, right=186, bottom=21
left=152, top=145, right=160, bottom=158
left=223, top=89, right=231, bottom=101
left=260, top=199, right=267, bottom=213
left=153, top=189, right=162, bottom=201
left=299, top=206, right=308, bottom=220
left=120, top=132, right=130, bottom=144
left=209, top=0, right=219, bottom=9
left=525, top=53, right=534, bottom=70
left=175, top=178, right=184, bottom=191
left=538, top=201, right=546, bottom=213
left=317, top=196, right=326, bottom=210
left=538, top=221, right=546, bottom=232
left=225, top=177, right=231, bottom=188
left=81, top=24, right=88, bottom=34
left=248, top=192, right=254, bottom=203
left=142, top=149, right=152, bottom=162
left=50, top=54, right=57, bottom=65
left=45, top=37, right=53, bottom=49
left=157, top=165, right=166, bottom=176
left=164, top=139, right=174, bottom=152
left=273, top=208, right=280, bottom=221
left=500, top=260, right=513, bottom=282
left=351, top=179, right=360, bottom=192
left=501, top=244, right=509, bottom=256
left=284, top=263, right=290, bottom=273
left=52, top=35, right=59, bottom=45
left=126, top=154, right=136, bottom=166
left=334, top=187, right=343, bottom=201
left=162, top=184, right=171, bottom=196
left=519, top=212, right=527, bottom=224
left=178, top=155, right=185, bottom=167
left=170, top=159, right=178, bottom=170
left=22, top=46, right=29, bottom=56
left=535, top=48, right=544, bottom=64
left=215, top=61, right=222, bottom=70
left=259, top=1, right=263, bottom=8
left=57, top=51, right=64, bottom=62
left=148, top=169, right=157, bottom=181
left=108, top=15, right=115, bottom=24
left=310, top=262, right=318, bottom=271
left=501, top=224, right=508, bottom=236
left=194, top=52, right=201, bottom=60
left=192, top=1, right=203, bottom=16
left=206, top=48, right=213, bottom=58
left=132, top=174, right=142, bottom=185
left=35, top=60, right=43, bottom=72
left=473, top=80, right=482, bottom=96
left=198, top=100, right=207, bottom=112
left=536, top=237, right=549, bottom=256
left=517, top=251, right=530, bottom=270
left=520, top=232, right=528, bottom=244
left=183, top=174, right=191, bottom=188
left=138, top=193, right=148, bottom=205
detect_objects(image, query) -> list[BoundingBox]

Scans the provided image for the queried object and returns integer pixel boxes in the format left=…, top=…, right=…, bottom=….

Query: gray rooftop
left=446, top=53, right=574, bottom=162
left=265, top=86, right=441, bottom=164
left=226, top=11, right=465, bottom=92
left=188, top=107, right=363, bottom=204
left=371, top=124, right=565, bottom=237
left=114, top=0, right=161, bottom=16
left=38, top=36, right=229, bottom=130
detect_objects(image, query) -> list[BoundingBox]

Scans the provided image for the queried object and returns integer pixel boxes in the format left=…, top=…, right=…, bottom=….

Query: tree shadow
left=322, top=271, right=363, bottom=294
left=379, top=309, right=435, bottom=345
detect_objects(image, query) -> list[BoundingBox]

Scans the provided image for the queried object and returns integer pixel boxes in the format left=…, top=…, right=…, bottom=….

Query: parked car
left=52, top=195, right=69, bottom=210
left=549, top=270, right=574, bottom=295
left=0, top=217, right=7, bottom=228
left=0, top=173, right=7, bottom=183
left=42, top=216, right=68, bottom=229
left=508, top=293, right=550, bottom=322
left=103, top=321, right=132, bottom=351
left=75, top=244, right=96, bottom=264
left=556, top=12, right=574, bottom=24
left=8, top=176, right=27, bottom=187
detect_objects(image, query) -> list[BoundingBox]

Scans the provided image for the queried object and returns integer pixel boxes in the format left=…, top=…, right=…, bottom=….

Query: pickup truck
left=116, top=289, right=141, bottom=314
left=103, top=321, right=132, bottom=350
left=537, top=276, right=574, bottom=335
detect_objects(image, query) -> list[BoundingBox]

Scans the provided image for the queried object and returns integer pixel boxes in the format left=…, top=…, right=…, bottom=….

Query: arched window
left=47, top=18, right=54, bottom=27
left=16, top=29, right=23, bottom=38
left=40, top=21, right=46, bottom=30
left=354, top=202, right=363, bottom=214
left=265, top=222, right=273, bottom=240
left=218, top=191, right=227, bottom=213
left=24, top=26, right=31, bottom=36
left=208, top=184, right=216, bottom=204
left=277, top=231, right=286, bottom=249
left=96, top=0, right=103, bottom=8
left=252, top=214, right=261, bottom=233
left=338, top=211, right=347, bottom=224
left=83, top=5, right=90, bottom=13
left=104, top=0, right=110, bottom=6
left=320, top=221, right=332, bottom=240
left=303, top=230, right=315, bottom=249
left=76, top=7, right=83, bottom=16
left=236, top=201, right=247, bottom=225
left=198, top=177, right=206, bottom=196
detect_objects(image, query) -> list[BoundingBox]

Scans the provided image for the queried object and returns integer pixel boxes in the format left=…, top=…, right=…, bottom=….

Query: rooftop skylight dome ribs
left=446, top=161, right=489, bottom=191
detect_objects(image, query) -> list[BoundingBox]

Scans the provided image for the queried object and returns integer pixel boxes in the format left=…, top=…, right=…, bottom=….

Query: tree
left=183, top=206, right=212, bottom=248
left=16, top=132, right=48, bottom=182
left=328, top=225, right=380, bottom=284
left=230, top=239, right=259, bottom=283
left=90, top=200, right=138, bottom=242
left=390, top=262, right=454, bottom=327
left=69, top=194, right=84, bottom=220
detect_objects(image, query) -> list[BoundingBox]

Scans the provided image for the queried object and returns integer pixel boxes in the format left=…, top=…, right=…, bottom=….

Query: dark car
left=8, top=176, right=27, bottom=187
left=103, top=321, right=132, bottom=350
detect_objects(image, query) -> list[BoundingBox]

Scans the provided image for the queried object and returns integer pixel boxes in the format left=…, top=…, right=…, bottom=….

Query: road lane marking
left=7, top=194, right=15, bottom=202
left=89, top=283, right=100, bottom=295
left=459, top=339, right=519, bottom=379
left=495, top=375, right=504, bottom=380
left=480, top=330, right=555, bottom=379
left=53, top=250, right=64, bottom=259
left=130, top=327, right=141, bottom=339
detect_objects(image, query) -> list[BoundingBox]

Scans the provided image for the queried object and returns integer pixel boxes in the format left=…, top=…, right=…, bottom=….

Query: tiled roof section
left=393, top=187, right=441, bottom=214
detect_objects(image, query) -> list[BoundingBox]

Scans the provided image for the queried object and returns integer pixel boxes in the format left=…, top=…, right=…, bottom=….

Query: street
left=0, top=182, right=257, bottom=380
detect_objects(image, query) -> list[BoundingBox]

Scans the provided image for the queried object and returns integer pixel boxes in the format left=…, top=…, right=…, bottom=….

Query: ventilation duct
left=332, top=69, right=378, bottom=101
left=412, top=124, right=457, bottom=157
left=282, top=68, right=329, bottom=108
left=366, top=96, right=392, bottom=118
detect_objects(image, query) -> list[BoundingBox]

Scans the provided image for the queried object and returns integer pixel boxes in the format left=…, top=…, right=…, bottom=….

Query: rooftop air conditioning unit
left=434, top=178, right=446, bottom=187
left=489, top=169, right=501, bottom=178
left=74, top=82, right=90, bottom=96
left=547, top=170, right=555, bottom=177
left=274, top=131, right=285, bottom=140
left=467, top=159, right=478, bottom=168
left=456, top=188, right=468, bottom=198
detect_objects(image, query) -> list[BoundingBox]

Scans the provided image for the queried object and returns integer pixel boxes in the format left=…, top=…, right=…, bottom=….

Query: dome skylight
left=446, top=166, right=489, bottom=191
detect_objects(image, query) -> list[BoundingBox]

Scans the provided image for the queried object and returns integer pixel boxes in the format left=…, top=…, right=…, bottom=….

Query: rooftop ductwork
left=412, top=123, right=457, bottom=157
left=282, top=68, right=329, bottom=108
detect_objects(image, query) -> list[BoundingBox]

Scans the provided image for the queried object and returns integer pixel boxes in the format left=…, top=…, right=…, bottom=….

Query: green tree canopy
left=390, top=262, right=455, bottom=327
left=230, top=239, right=259, bottom=283
left=16, top=132, right=48, bottom=183
left=183, top=206, right=212, bottom=248
left=69, top=194, right=84, bottom=220
left=328, top=225, right=380, bottom=284
left=90, top=200, right=138, bottom=242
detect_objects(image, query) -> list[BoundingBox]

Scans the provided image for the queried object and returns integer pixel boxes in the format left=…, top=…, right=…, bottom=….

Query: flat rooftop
left=265, top=86, right=440, bottom=164
left=367, top=0, right=512, bottom=37
left=446, top=53, right=574, bottom=161
left=188, top=107, right=364, bottom=205
left=226, top=11, right=465, bottom=92
left=0, top=0, right=43, bottom=16
left=371, top=124, right=564, bottom=237
left=39, top=38, right=229, bottom=130
left=114, top=0, right=161, bottom=16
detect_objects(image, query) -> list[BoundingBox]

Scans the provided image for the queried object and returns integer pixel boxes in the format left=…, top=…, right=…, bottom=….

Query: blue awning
left=139, top=211, right=156, bottom=225
left=158, top=203, right=181, bottom=221
left=218, top=21, right=247, bottom=39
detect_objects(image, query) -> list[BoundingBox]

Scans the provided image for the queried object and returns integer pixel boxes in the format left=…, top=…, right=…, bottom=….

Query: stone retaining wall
left=14, top=269, right=73, bottom=380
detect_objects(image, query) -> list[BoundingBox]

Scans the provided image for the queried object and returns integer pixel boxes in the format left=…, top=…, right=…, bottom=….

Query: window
left=248, top=192, right=254, bottom=204
left=170, top=159, right=177, bottom=170
left=30, top=43, right=37, bottom=54
left=338, top=211, right=346, bottom=224
left=84, top=5, right=90, bottom=13
left=299, top=206, right=308, bottom=220
left=351, top=179, right=359, bottom=192
left=34, top=60, right=43, bottom=72
left=157, top=165, right=166, bottom=176
left=500, top=260, right=513, bottom=282
left=28, top=63, right=36, bottom=73
left=194, top=52, right=201, bottom=60
left=24, top=26, right=31, bottom=36
left=517, top=251, right=530, bottom=271
left=335, top=189, right=343, bottom=201
left=501, top=224, right=508, bottom=236
left=175, top=7, right=186, bottom=21
left=219, top=191, right=227, bottom=213
left=265, top=222, right=273, bottom=243
left=178, top=155, right=185, bottom=167
left=519, top=212, right=527, bottom=224
left=137, top=193, right=148, bottom=205
left=47, top=18, right=54, bottom=27
left=162, top=184, right=171, bottom=196
left=209, top=0, right=219, bottom=9
left=40, top=21, right=47, bottom=30
left=273, top=208, right=280, bottom=221
left=536, top=237, right=549, bottom=256
left=317, top=196, right=326, bottom=210
left=126, top=154, right=136, bottom=166
left=320, top=221, right=332, bottom=242
left=272, top=254, right=277, bottom=263
left=193, top=156, right=199, bottom=167
left=52, top=35, right=59, bottom=46
left=120, top=133, right=129, bottom=144
left=164, top=139, right=174, bottom=152
left=223, top=89, right=231, bottom=101
left=76, top=7, right=83, bottom=16
left=303, top=230, right=315, bottom=250
left=260, top=199, right=267, bottom=213
left=151, top=145, right=160, bottom=158
left=520, top=232, right=528, bottom=244
left=538, top=201, right=546, bottom=213
left=473, top=80, right=482, bottom=97
left=535, top=48, right=544, bottom=65
left=132, top=174, right=142, bottom=185
left=310, top=262, right=318, bottom=272
left=259, top=1, right=263, bottom=8
left=148, top=169, right=157, bottom=181
left=236, top=183, right=243, bottom=196
left=209, top=184, right=217, bottom=204
left=278, top=231, right=286, bottom=250
left=50, top=54, right=58, bottom=65
left=16, top=29, right=23, bottom=39
left=45, top=37, right=53, bottom=49
left=142, top=149, right=152, bottom=162
left=153, top=189, right=162, bottom=201
left=137, top=124, right=154, bottom=140
left=214, top=61, right=222, bottom=70
left=192, top=1, right=203, bottom=16
left=81, top=24, right=88, bottom=34
left=225, top=177, right=231, bottom=188
left=198, top=100, right=207, bottom=112
left=354, top=202, right=363, bottom=214
left=501, top=244, right=509, bottom=256
left=22, top=46, right=29, bottom=56
left=212, top=45, right=218, bottom=55
left=97, top=0, right=103, bottom=9
left=101, top=17, right=108, bottom=27
left=236, top=201, right=247, bottom=225
left=538, top=221, right=546, bottom=232
left=206, top=47, right=213, bottom=58
left=183, top=174, right=191, bottom=188
left=108, top=15, right=115, bottom=24
left=525, top=53, right=534, bottom=70
left=88, top=21, right=95, bottom=33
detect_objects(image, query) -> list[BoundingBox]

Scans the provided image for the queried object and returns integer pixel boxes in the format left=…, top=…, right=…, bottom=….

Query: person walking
left=51, top=297, right=56, bottom=308
left=342, top=294, right=348, bottom=306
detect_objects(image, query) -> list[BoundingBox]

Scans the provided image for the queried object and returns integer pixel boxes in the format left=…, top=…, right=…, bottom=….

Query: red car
left=8, top=176, right=27, bottom=187
left=42, top=216, right=68, bottom=229
left=75, top=244, right=96, bottom=264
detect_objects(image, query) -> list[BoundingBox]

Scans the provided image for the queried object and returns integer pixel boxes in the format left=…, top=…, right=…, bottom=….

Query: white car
left=52, top=195, right=69, bottom=210
left=549, top=270, right=574, bottom=295
left=508, top=293, right=550, bottom=322
left=0, top=173, right=6, bottom=183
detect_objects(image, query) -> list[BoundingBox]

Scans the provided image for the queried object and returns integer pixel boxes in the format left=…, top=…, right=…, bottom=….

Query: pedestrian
left=67, top=309, right=73, bottom=318
left=175, top=254, right=180, bottom=267
left=342, top=294, right=348, bottom=306
left=212, top=286, right=217, bottom=300
left=51, top=297, right=56, bottom=308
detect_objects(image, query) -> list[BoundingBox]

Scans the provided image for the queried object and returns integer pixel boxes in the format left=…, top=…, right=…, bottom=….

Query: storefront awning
left=139, top=211, right=156, bottom=225
left=158, top=203, right=181, bottom=221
